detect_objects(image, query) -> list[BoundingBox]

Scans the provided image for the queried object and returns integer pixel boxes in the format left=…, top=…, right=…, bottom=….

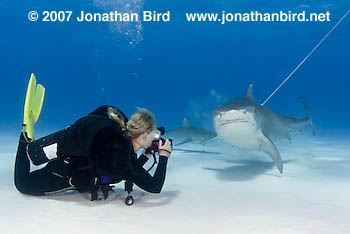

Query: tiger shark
left=212, top=84, right=315, bottom=174
left=165, top=118, right=217, bottom=146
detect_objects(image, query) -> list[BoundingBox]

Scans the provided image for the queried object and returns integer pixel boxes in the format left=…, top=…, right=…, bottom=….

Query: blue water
left=1, top=1, right=349, bottom=137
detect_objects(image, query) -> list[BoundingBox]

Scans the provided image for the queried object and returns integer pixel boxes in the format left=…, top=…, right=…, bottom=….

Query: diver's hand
left=158, top=139, right=172, bottom=157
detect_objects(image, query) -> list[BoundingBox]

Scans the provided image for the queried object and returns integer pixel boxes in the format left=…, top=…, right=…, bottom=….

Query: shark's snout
left=213, top=108, right=256, bottom=125
left=212, top=107, right=260, bottom=143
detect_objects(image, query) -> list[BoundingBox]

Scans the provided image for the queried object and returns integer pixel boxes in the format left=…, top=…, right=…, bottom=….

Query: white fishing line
left=262, top=9, right=350, bottom=106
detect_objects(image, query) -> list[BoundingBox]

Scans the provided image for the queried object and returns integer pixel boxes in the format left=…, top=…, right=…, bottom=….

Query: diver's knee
left=14, top=177, right=29, bottom=194
left=14, top=177, right=41, bottom=196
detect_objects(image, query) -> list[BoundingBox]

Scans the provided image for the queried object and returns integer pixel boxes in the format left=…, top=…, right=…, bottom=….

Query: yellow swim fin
left=23, top=73, right=45, bottom=141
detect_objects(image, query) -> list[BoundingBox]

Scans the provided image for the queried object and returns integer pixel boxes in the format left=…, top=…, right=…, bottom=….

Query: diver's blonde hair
left=107, top=107, right=126, bottom=131
left=126, top=108, right=156, bottom=138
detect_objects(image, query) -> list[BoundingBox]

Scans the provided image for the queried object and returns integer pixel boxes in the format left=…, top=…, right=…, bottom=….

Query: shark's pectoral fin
left=259, top=135, right=283, bottom=174
left=175, top=138, right=193, bottom=146
left=199, top=135, right=218, bottom=145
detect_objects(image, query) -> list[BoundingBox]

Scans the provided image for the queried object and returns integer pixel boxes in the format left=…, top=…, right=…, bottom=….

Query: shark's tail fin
left=299, top=96, right=316, bottom=136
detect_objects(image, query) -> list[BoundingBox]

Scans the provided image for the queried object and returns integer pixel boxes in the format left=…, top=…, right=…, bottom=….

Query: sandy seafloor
left=0, top=133, right=349, bottom=234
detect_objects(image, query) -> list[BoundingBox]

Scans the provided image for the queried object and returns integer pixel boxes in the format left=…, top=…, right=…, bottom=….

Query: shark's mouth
left=217, top=119, right=250, bottom=126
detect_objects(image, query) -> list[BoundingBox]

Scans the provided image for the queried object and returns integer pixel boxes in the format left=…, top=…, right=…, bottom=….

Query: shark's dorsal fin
left=246, top=84, right=255, bottom=101
left=182, top=118, right=191, bottom=128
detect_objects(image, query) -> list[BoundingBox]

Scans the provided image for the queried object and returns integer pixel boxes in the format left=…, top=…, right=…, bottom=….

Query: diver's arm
left=128, top=156, right=168, bottom=193
left=97, top=146, right=168, bottom=193
left=129, top=139, right=172, bottom=193
left=136, top=153, right=150, bottom=167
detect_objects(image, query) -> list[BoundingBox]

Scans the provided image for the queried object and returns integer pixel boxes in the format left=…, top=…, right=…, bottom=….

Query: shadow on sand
left=203, top=159, right=294, bottom=181
left=39, top=186, right=179, bottom=208
left=127, top=189, right=180, bottom=208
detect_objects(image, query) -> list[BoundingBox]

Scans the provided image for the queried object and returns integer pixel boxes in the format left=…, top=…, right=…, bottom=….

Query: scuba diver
left=14, top=74, right=172, bottom=204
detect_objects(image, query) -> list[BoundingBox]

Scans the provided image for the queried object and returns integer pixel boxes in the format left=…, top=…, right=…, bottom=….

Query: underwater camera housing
left=145, top=127, right=173, bottom=155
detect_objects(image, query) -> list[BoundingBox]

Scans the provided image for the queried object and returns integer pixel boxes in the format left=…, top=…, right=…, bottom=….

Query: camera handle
left=124, top=180, right=134, bottom=206
left=124, top=152, right=157, bottom=206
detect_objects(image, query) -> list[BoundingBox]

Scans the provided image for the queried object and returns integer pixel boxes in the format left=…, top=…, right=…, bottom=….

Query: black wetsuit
left=14, top=106, right=168, bottom=198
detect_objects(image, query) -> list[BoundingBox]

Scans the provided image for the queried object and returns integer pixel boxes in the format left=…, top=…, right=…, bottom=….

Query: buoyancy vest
left=58, top=105, right=128, bottom=159
left=57, top=105, right=129, bottom=199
